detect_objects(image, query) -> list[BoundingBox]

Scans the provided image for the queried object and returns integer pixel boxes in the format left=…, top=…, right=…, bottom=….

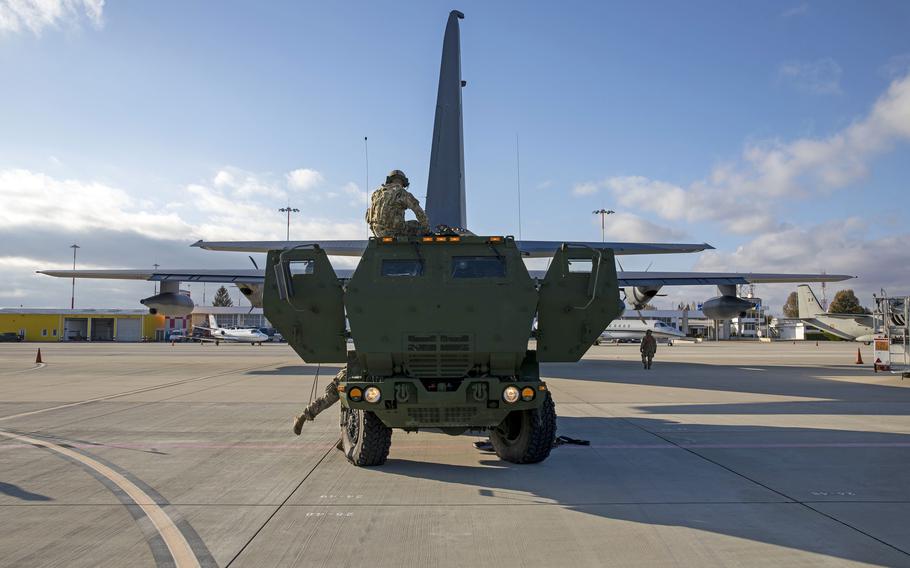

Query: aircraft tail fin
left=425, top=10, right=467, bottom=230
left=797, top=284, right=825, bottom=318
left=208, top=314, right=218, bottom=329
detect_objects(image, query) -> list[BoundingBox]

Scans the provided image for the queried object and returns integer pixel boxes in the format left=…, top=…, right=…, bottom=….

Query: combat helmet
left=385, top=169, right=409, bottom=187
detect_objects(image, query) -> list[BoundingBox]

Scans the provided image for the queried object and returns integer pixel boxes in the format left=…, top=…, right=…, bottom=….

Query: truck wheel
left=340, top=407, right=392, bottom=466
left=491, top=392, right=556, bottom=464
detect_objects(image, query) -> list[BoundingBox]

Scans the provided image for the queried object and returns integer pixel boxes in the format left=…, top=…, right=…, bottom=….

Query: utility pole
left=69, top=244, right=80, bottom=309
left=592, top=209, right=615, bottom=242
left=279, top=206, right=300, bottom=241
left=153, top=263, right=160, bottom=294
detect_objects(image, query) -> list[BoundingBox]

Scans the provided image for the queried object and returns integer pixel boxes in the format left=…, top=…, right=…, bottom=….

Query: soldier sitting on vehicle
left=294, top=169, right=430, bottom=435
left=365, top=169, right=429, bottom=237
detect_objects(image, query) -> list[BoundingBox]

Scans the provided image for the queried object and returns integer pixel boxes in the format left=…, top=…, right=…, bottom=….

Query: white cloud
left=341, top=182, right=369, bottom=206
left=0, top=0, right=104, bottom=35
left=574, top=73, right=910, bottom=235
left=780, top=3, right=808, bottom=18
left=596, top=212, right=687, bottom=242
left=778, top=58, right=843, bottom=95
left=286, top=168, right=325, bottom=191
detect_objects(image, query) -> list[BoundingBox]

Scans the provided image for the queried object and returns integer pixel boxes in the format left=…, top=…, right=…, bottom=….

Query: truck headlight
left=520, top=387, right=535, bottom=402
left=364, top=386, right=381, bottom=404
left=502, top=386, right=520, bottom=404
left=348, top=387, right=363, bottom=402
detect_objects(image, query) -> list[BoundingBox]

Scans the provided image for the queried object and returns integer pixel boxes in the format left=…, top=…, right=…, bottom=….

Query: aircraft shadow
left=0, top=481, right=52, bottom=502
left=380, top=415, right=910, bottom=565
left=540, top=359, right=910, bottom=415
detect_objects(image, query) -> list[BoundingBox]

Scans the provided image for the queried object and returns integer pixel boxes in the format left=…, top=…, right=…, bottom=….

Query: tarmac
left=0, top=340, right=908, bottom=567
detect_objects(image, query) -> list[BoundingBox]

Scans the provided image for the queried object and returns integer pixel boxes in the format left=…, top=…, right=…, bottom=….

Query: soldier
left=365, top=169, right=430, bottom=237
left=293, top=368, right=345, bottom=435
left=640, top=329, right=657, bottom=369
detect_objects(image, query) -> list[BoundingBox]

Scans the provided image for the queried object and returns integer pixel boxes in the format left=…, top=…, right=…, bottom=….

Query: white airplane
left=37, top=11, right=853, bottom=318
left=599, top=319, right=686, bottom=343
left=194, top=315, right=269, bottom=345
left=797, top=285, right=876, bottom=342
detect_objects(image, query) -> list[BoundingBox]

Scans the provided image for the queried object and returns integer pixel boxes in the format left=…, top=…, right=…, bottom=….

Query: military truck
left=264, top=234, right=623, bottom=466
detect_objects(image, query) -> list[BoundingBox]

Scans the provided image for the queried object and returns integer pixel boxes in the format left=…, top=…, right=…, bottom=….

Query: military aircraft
left=38, top=10, right=851, bottom=318
left=797, top=284, right=876, bottom=342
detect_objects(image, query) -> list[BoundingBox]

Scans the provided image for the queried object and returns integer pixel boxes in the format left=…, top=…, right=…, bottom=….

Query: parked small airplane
left=797, top=284, right=875, bottom=342
left=598, top=319, right=686, bottom=343
left=194, top=315, right=269, bottom=345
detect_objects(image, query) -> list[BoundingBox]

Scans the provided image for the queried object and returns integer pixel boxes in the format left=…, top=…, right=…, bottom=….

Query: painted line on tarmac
left=0, top=429, right=211, bottom=568
left=0, top=362, right=275, bottom=423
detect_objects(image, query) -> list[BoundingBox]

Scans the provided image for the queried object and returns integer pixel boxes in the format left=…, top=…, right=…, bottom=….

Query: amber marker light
left=521, top=387, right=535, bottom=401
left=381, top=236, right=394, bottom=243
left=448, top=236, right=461, bottom=242
left=348, top=387, right=363, bottom=402
left=421, top=236, right=434, bottom=243
left=434, top=236, right=448, bottom=242
left=488, top=236, right=503, bottom=243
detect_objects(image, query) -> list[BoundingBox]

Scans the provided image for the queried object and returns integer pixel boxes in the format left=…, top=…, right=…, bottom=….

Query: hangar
left=0, top=309, right=163, bottom=342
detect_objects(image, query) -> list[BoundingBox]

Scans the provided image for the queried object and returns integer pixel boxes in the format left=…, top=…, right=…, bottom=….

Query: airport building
left=0, top=306, right=272, bottom=342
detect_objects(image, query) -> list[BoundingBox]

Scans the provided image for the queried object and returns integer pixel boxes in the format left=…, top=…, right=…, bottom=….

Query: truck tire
left=340, top=407, right=392, bottom=466
left=491, top=391, right=556, bottom=464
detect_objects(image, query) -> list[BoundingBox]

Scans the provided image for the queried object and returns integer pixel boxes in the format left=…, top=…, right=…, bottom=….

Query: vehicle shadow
left=380, top=415, right=910, bottom=565
left=246, top=365, right=342, bottom=376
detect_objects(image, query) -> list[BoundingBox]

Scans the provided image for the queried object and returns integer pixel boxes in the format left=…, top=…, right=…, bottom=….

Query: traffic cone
left=855, top=348, right=863, bottom=365
left=35, top=349, right=42, bottom=364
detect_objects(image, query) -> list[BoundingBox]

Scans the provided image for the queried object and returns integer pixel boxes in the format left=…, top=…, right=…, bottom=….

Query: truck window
left=567, top=259, right=593, bottom=273
left=382, top=259, right=423, bottom=277
left=451, top=256, right=506, bottom=278
left=289, top=260, right=315, bottom=276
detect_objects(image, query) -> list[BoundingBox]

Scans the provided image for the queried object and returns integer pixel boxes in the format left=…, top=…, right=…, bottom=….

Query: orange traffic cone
left=35, top=349, right=42, bottom=364
left=855, top=348, right=863, bottom=365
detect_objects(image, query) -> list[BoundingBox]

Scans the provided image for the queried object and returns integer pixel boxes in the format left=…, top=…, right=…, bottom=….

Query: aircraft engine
left=140, top=292, right=194, bottom=317
left=624, top=286, right=661, bottom=310
left=238, top=283, right=264, bottom=308
left=701, top=295, right=753, bottom=320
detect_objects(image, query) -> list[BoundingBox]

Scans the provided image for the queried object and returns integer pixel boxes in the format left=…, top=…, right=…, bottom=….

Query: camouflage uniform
left=293, top=368, right=345, bottom=435
left=365, top=170, right=429, bottom=237
left=640, top=331, right=657, bottom=370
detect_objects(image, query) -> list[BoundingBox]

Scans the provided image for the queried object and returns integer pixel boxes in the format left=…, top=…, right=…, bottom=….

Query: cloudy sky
left=1, top=0, right=909, bottom=314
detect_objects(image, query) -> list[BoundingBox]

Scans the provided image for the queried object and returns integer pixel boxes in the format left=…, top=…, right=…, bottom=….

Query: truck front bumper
left=338, top=377, right=546, bottom=430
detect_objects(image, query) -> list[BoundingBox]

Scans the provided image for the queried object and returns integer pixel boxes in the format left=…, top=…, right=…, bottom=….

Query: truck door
left=537, top=245, right=623, bottom=362
left=263, top=246, right=347, bottom=363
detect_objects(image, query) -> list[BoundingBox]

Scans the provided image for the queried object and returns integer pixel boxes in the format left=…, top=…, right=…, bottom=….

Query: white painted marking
left=738, top=367, right=766, bottom=371
left=0, top=430, right=201, bottom=568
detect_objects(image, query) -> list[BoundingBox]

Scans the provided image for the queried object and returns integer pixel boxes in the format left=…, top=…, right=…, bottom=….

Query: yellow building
left=0, top=309, right=166, bottom=342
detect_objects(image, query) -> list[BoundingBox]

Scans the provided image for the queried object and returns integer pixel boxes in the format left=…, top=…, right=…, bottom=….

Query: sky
left=1, top=0, right=909, bottom=314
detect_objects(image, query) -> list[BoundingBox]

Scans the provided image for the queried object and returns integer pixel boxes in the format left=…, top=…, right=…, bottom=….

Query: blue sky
left=1, top=1, right=909, bottom=312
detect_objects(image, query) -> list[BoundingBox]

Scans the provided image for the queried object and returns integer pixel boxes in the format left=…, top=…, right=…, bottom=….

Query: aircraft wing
left=37, top=268, right=267, bottom=284
left=37, top=267, right=358, bottom=282
left=614, top=272, right=854, bottom=287
left=191, top=239, right=713, bottom=257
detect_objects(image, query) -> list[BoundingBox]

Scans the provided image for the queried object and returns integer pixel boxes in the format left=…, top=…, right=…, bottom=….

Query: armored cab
left=264, top=235, right=622, bottom=466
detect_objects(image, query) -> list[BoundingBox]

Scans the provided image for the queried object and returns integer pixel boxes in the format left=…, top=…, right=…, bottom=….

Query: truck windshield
left=382, top=259, right=423, bottom=277
left=451, top=256, right=506, bottom=278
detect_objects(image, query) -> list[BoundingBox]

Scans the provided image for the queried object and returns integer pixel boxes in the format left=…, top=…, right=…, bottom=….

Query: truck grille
left=407, top=407, right=478, bottom=424
left=404, top=334, right=472, bottom=378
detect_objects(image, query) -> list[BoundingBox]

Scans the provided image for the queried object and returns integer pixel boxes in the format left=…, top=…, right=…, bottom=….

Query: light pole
left=592, top=209, right=615, bottom=242
left=69, top=244, right=80, bottom=309
left=153, top=263, right=160, bottom=294
left=279, top=206, right=300, bottom=241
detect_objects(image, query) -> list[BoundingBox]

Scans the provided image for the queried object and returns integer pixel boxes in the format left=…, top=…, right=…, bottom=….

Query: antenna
left=364, top=136, right=370, bottom=238
left=515, top=133, right=523, bottom=241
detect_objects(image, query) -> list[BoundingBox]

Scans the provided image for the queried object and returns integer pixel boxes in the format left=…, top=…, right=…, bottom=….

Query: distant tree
left=782, top=291, right=799, bottom=318
left=212, top=285, right=233, bottom=307
left=828, top=289, right=866, bottom=314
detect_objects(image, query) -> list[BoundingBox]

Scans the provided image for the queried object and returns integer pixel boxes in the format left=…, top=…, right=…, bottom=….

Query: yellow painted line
left=0, top=430, right=200, bottom=568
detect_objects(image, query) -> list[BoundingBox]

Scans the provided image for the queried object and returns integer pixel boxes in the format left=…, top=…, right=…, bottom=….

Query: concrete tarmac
left=0, top=341, right=908, bottom=567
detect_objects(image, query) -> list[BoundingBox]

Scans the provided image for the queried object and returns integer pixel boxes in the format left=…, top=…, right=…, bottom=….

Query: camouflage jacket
left=365, top=182, right=429, bottom=237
